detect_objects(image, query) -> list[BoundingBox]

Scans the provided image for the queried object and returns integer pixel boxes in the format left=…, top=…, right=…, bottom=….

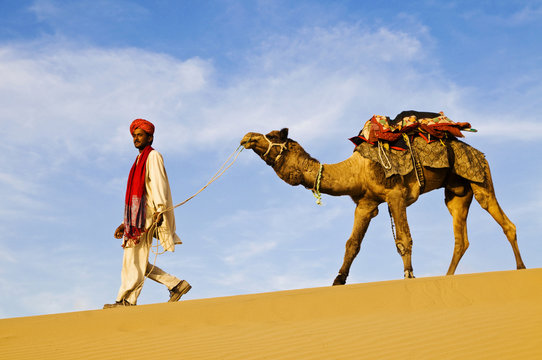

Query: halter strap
left=263, top=135, right=288, bottom=162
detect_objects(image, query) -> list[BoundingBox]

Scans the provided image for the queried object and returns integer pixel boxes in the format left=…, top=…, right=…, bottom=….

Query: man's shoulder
left=146, top=149, right=165, bottom=165
left=148, top=149, right=163, bottom=158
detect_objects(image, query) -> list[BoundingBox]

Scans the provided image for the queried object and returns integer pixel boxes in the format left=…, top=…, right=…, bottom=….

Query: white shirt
left=143, top=150, right=182, bottom=252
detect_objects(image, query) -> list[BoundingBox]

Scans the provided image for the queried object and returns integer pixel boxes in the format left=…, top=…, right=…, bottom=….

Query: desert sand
left=1, top=268, right=541, bottom=359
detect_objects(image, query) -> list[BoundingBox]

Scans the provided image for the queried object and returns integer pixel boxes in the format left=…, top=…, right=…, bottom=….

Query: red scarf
left=123, top=145, right=154, bottom=244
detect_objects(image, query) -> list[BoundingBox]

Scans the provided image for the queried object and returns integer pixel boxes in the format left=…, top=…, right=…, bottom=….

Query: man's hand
left=114, top=223, right=125, bottom=239
left=152, top=212, right=164, bottom=227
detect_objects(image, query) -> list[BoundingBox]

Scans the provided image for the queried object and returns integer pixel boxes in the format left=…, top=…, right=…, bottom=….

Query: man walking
left=104, top=119, right=191, bottom=308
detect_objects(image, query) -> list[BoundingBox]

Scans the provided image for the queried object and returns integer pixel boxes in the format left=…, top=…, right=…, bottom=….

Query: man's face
left=132, top=128, right=153, bottom=151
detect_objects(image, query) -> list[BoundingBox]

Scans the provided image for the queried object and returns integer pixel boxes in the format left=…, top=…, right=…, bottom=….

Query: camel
left=240, top=128, right=526, bottom=284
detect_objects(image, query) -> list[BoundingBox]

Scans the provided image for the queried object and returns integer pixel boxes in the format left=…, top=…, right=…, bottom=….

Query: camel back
left=355, top=138, right=486, bottom=183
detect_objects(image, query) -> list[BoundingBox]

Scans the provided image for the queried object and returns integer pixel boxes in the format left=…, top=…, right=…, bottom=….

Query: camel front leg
left=333, top=199, right=379, bottom=285
left=387, top=193, right=415, bottom=278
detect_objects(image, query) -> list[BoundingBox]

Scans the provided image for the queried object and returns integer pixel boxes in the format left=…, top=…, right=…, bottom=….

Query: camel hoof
left=332, top=274, right=346, bottom=285
left=404, top=270, right=415, bottom=279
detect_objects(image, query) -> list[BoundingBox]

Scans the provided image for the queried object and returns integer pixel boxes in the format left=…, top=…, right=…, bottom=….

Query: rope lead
left=146, top=144, right=245, bottom=255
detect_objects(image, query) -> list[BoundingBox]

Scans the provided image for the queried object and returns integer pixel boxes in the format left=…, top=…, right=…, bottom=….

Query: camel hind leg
left=445, top=184, right=473, bottom=275
left=470, top=162, right=526, bottom=270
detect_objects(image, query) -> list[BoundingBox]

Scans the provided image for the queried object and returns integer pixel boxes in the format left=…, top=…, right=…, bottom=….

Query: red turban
left=130, top=119, right=155, bottom=135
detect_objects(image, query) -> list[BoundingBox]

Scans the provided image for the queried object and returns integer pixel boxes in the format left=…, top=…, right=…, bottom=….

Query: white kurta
left=143, top=150, right=182, bottom=251
left=116, top=149, right=182, bottom=304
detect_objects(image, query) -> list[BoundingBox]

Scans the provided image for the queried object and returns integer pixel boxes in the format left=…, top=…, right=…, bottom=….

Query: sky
left=1, top=0, right=541, bottom=318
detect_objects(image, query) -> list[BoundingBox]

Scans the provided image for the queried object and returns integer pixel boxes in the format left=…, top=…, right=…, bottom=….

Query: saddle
left=349, top=110, right=475, bottom=149
left=350, top=111, right=485, bottom=185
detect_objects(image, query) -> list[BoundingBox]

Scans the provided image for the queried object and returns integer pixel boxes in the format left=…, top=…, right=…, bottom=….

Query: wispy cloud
left=223, top=241, right=278, bottom=265
left=28, top=0, right=148, bottom=26
left=510, top=3, right=542, bottom=24
left=1, top=48, right=209, bottom=162
left=1, top=21, right=503, bottom=170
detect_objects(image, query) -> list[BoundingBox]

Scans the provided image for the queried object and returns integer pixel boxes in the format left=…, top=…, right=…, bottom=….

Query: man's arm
left=146, top=151, right=171, bottom=213
left=114, top=223, right=125, bottom=239
left=146, top=149, right=180, bottom=249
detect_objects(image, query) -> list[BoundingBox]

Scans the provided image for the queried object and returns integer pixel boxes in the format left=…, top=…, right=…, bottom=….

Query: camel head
left=241, top=128, right=306, bottom=186
left=241, top=128, right=290, bottom=165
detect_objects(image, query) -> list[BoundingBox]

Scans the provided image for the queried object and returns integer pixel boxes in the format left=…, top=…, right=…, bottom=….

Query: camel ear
left=279, top=128, right=289, bottom=140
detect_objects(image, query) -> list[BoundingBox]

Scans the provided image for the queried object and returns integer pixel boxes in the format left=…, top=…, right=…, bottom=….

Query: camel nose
left=240, top=133, right=256, bottom=148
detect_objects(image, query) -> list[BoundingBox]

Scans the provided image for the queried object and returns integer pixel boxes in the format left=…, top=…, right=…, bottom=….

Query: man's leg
left=145, top=263, right=191, bottom=302
left=114, top=240, right=151, bottom=305
left=145, top=263, right=180, bottom=289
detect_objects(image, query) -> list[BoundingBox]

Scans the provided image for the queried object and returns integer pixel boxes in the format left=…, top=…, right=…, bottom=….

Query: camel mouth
left=240, top=133, right=258, bottom=149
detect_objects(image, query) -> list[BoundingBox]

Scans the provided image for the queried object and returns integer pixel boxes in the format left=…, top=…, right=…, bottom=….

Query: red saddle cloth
left=349, top=110, right=475, bottom=148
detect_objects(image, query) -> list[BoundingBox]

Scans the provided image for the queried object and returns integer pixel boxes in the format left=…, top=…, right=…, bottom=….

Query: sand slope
left=1, top=268, right=541, bottom=360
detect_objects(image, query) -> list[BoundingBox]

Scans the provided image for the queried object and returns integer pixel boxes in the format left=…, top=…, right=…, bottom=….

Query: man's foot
left=169, top=280, right=191, bottom=302
left=103, top=299, right=135, bottom=309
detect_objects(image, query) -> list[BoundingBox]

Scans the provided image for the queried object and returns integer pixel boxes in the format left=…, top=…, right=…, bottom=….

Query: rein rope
left=143, top=144, right=245, bottom=255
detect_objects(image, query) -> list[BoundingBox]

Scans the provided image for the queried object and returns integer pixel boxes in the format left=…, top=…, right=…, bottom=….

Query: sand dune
left=1, top=268, right=541, bottom=359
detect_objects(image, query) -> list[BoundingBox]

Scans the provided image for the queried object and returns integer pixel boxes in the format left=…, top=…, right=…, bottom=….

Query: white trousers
left=116, top=236, right=180, bottom=305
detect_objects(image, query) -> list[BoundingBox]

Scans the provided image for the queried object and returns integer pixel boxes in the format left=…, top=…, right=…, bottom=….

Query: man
left=104, top=119, right=191, bottom=308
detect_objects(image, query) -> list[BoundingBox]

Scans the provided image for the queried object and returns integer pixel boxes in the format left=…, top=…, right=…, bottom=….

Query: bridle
left=263, top=135, right=288, bottom=163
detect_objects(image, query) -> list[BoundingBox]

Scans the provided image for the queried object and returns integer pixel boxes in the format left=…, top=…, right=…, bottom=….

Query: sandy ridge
left=1, top=268, right=541, bottom=359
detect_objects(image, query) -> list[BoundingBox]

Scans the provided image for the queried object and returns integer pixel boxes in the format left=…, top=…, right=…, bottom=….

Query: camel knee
left=454, top=240, right=469, bottom=257
left=345, top=238, right=361, bottom=257
left=396, top=243, right=406, bottom=256
left=503, top=222, right=517, bottom=240
left=473, top=191, right=490, bottom=210
left=395, top=239, right=412, bottom=256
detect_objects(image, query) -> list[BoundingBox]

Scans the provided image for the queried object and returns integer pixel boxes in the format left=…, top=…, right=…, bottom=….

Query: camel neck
left=272, top=141, right=364, bottom=197
left=302, top=158, right=323, bottom=189
left=302, top=154, right=364, bottom=197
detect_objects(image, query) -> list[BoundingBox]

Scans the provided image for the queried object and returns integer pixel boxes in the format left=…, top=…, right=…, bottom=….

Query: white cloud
left=475, top=120, right=542, bottom=140
left=510, top=4, right=542, bottom=24
left=0, top=23, right=471, bottom=166
left=0, top=172, right=41, bottom=195
left=28, top=0, right=148, bottom=25
left=28, top=0, right=60, bottom=22
left=0, top=245, right=17, bottom=264
left=223, top=241, right=278, bottom=265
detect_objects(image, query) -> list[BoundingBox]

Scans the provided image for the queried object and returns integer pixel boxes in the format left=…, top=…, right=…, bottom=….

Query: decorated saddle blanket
left=350, top=111, right=485, bottom=183
left=355, top=137, right=487, bottom=183
left=349, top=110, right=475, bottom=149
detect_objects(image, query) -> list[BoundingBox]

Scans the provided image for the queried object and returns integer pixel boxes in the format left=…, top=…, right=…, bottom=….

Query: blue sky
left=1, top=0, right=541, bottom=318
